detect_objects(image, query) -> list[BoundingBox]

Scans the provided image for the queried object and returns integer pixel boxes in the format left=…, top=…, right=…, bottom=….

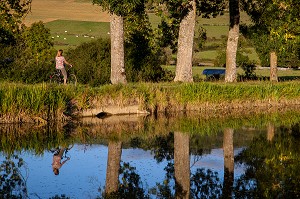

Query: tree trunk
left=105, top=141, right=122, bottom=195
left=174, top=132, right=190, bottom=199
left=270, top=51, right=278, bottom=82
left=223, top=128, right=234, bottom=198
left=110, top=14, right=127, bottom=84
left=225, top=0, right=240, bottom=83
left=174, top=0, right=196, bottom=82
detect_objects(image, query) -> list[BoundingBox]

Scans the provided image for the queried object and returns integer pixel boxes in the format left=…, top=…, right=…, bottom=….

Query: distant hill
left=23, top=0, right=110, bottom=25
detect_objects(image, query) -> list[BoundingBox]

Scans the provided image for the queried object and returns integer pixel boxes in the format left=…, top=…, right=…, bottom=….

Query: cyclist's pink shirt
left=56, top=56, right=65, bottom=69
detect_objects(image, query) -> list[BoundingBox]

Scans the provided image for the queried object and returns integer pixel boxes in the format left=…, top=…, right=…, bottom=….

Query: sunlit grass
left=1, top=81, right=300, bottom=123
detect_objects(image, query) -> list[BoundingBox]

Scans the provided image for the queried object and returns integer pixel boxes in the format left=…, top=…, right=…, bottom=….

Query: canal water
left=1, top=107, right=300, bottom=198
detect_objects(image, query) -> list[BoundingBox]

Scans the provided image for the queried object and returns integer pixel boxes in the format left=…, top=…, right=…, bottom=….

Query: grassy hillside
left=45, top=20, right=110, bottom=49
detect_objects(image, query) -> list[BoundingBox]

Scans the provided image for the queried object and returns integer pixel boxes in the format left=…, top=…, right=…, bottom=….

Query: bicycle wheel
left=68, top=74, right=77, bottom=86
left=50, top=73, right=62, bottom=84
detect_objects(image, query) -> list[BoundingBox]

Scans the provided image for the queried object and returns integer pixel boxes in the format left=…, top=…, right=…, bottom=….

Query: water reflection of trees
left=235, top=123, right=300, bottom=198
left=1, top=109, right=300, bottom=198
left=0, top=154, right=28, bottom=198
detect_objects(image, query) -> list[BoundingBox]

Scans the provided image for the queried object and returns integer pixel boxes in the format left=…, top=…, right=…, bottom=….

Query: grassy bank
left=1, top=81, right=300, bottom=123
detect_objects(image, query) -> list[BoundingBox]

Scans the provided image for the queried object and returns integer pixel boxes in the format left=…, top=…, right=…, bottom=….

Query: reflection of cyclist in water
left=51, top=146, right=73, bottom=175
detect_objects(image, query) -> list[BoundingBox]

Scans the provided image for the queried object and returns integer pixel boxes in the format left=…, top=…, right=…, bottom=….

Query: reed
left=1, top=81, right=300, bottom=123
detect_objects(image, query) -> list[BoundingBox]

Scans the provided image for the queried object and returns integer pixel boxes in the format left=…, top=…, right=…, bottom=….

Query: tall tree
left=241, top=0, right=300, bottom=79
left=174, top=0, right=196, bottom=82
left=155, top=0, right=224, bottom=82
left=225, top=0, right=240, bottom=82
left=0, top=0, right=31, bottom=45
left=110, top=14, right=127, bottom=84
left=92, top=0, right=141, bottom=84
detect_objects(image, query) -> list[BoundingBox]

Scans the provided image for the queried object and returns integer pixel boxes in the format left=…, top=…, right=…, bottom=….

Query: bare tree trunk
left=105, top=141, right=122, bottom=195
left=270, top=51, right=278, bottom=82
left=174, top=0, right=196, bottom=82
left=110, top=14, right=127, bottom=84
left=225, top=0, right=240, bottom=83
left=223, top=128, right=234, bottom=198
left=174, top=132, right=190, bottom=199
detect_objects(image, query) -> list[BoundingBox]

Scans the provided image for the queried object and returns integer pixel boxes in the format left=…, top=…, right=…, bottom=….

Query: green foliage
left=0, top=22, right=56, bottom=83
left=0, top=155, right=27, bottom=198
left=124, top=12, right=167, bottom=82
left=92, top=0, right=145, bottom=16
left=193, top=26, right=207, bottom=52
left=118, top=162, right=150, bottom=198
left=125, top=38, right=166, bottom=82
left=0, top=0, right=31, bottom=44
left=240, top=0, right=300, bottom=67
left=235, top=124, right=300, bottom=198
left=21, top=21, right=54, bottom=63
left=214, top=35, right=258, bottom=80
left=66, top=38, right=111, bottom=86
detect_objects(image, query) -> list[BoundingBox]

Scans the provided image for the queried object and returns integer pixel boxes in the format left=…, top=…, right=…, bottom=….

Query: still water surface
left=1, top=108, right=300, bottom=198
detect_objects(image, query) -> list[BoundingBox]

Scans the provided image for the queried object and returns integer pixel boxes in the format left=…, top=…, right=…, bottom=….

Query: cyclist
left=55, top=49, right=73, bottom=85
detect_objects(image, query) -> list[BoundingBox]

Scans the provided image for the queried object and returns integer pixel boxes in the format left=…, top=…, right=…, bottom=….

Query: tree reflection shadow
left=235, top=123, right=300, bottom=198
left=0, top=154, right=28, bottom=198
left=1, top=110, right=300, bottom=198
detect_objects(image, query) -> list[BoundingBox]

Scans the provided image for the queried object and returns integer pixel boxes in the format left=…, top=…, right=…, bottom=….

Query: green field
left=45, top=20, right=110, bottom=50
left=44, top=11, right=259, bottom=64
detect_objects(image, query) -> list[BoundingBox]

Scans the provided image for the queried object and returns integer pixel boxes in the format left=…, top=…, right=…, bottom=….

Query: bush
left=66, top=38, right=111, bottom=86
left=63, top=34, right=169, bottom=86
left=125, top=33, right=166, bottom=83
left=214, top=50, right=257, bottom=80
left=0, top=22, right=55, bottom=83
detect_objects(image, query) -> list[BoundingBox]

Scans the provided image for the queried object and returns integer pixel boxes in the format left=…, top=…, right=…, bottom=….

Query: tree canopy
left=241, top=0, right=300, bottom=67
left=0, top=0, right=31, bottom=44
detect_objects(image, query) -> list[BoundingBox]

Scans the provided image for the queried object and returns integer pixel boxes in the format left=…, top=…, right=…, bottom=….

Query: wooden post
left=270, top=51, right=278, bottom=82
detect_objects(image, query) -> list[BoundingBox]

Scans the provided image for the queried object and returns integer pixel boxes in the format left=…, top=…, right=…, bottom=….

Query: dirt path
left=23, top=0, right=110, bottom=25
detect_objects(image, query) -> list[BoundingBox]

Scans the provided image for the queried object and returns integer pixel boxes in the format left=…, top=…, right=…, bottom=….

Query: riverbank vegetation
left=1, top=81, right=300, bottom=123
left=1, top=0, right=299, bottom=123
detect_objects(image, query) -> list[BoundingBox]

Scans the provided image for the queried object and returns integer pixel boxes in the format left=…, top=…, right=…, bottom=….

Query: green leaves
left=241, top=0, right=300, bottom=67
left=0, top=0, right=32, bottom=44
left=93, top=0, right=145, bottom=16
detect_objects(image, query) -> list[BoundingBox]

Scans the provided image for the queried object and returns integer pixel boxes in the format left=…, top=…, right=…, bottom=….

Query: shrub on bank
left=66, top=36, right=170, bottom=86
left=66, top=38, right=111, bottom=87
left=0, top=22, right=55, bottom=83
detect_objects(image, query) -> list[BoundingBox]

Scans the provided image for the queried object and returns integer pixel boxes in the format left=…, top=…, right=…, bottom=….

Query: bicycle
left=50, top=144, right=74, bottom=159
left=49, top=66, right=77, bottom=86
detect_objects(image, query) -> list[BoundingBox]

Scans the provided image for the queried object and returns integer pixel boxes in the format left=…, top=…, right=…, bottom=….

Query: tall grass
left=0, top=82, right=77, bottom=122
left=1, top=81, right=300, bottom=123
